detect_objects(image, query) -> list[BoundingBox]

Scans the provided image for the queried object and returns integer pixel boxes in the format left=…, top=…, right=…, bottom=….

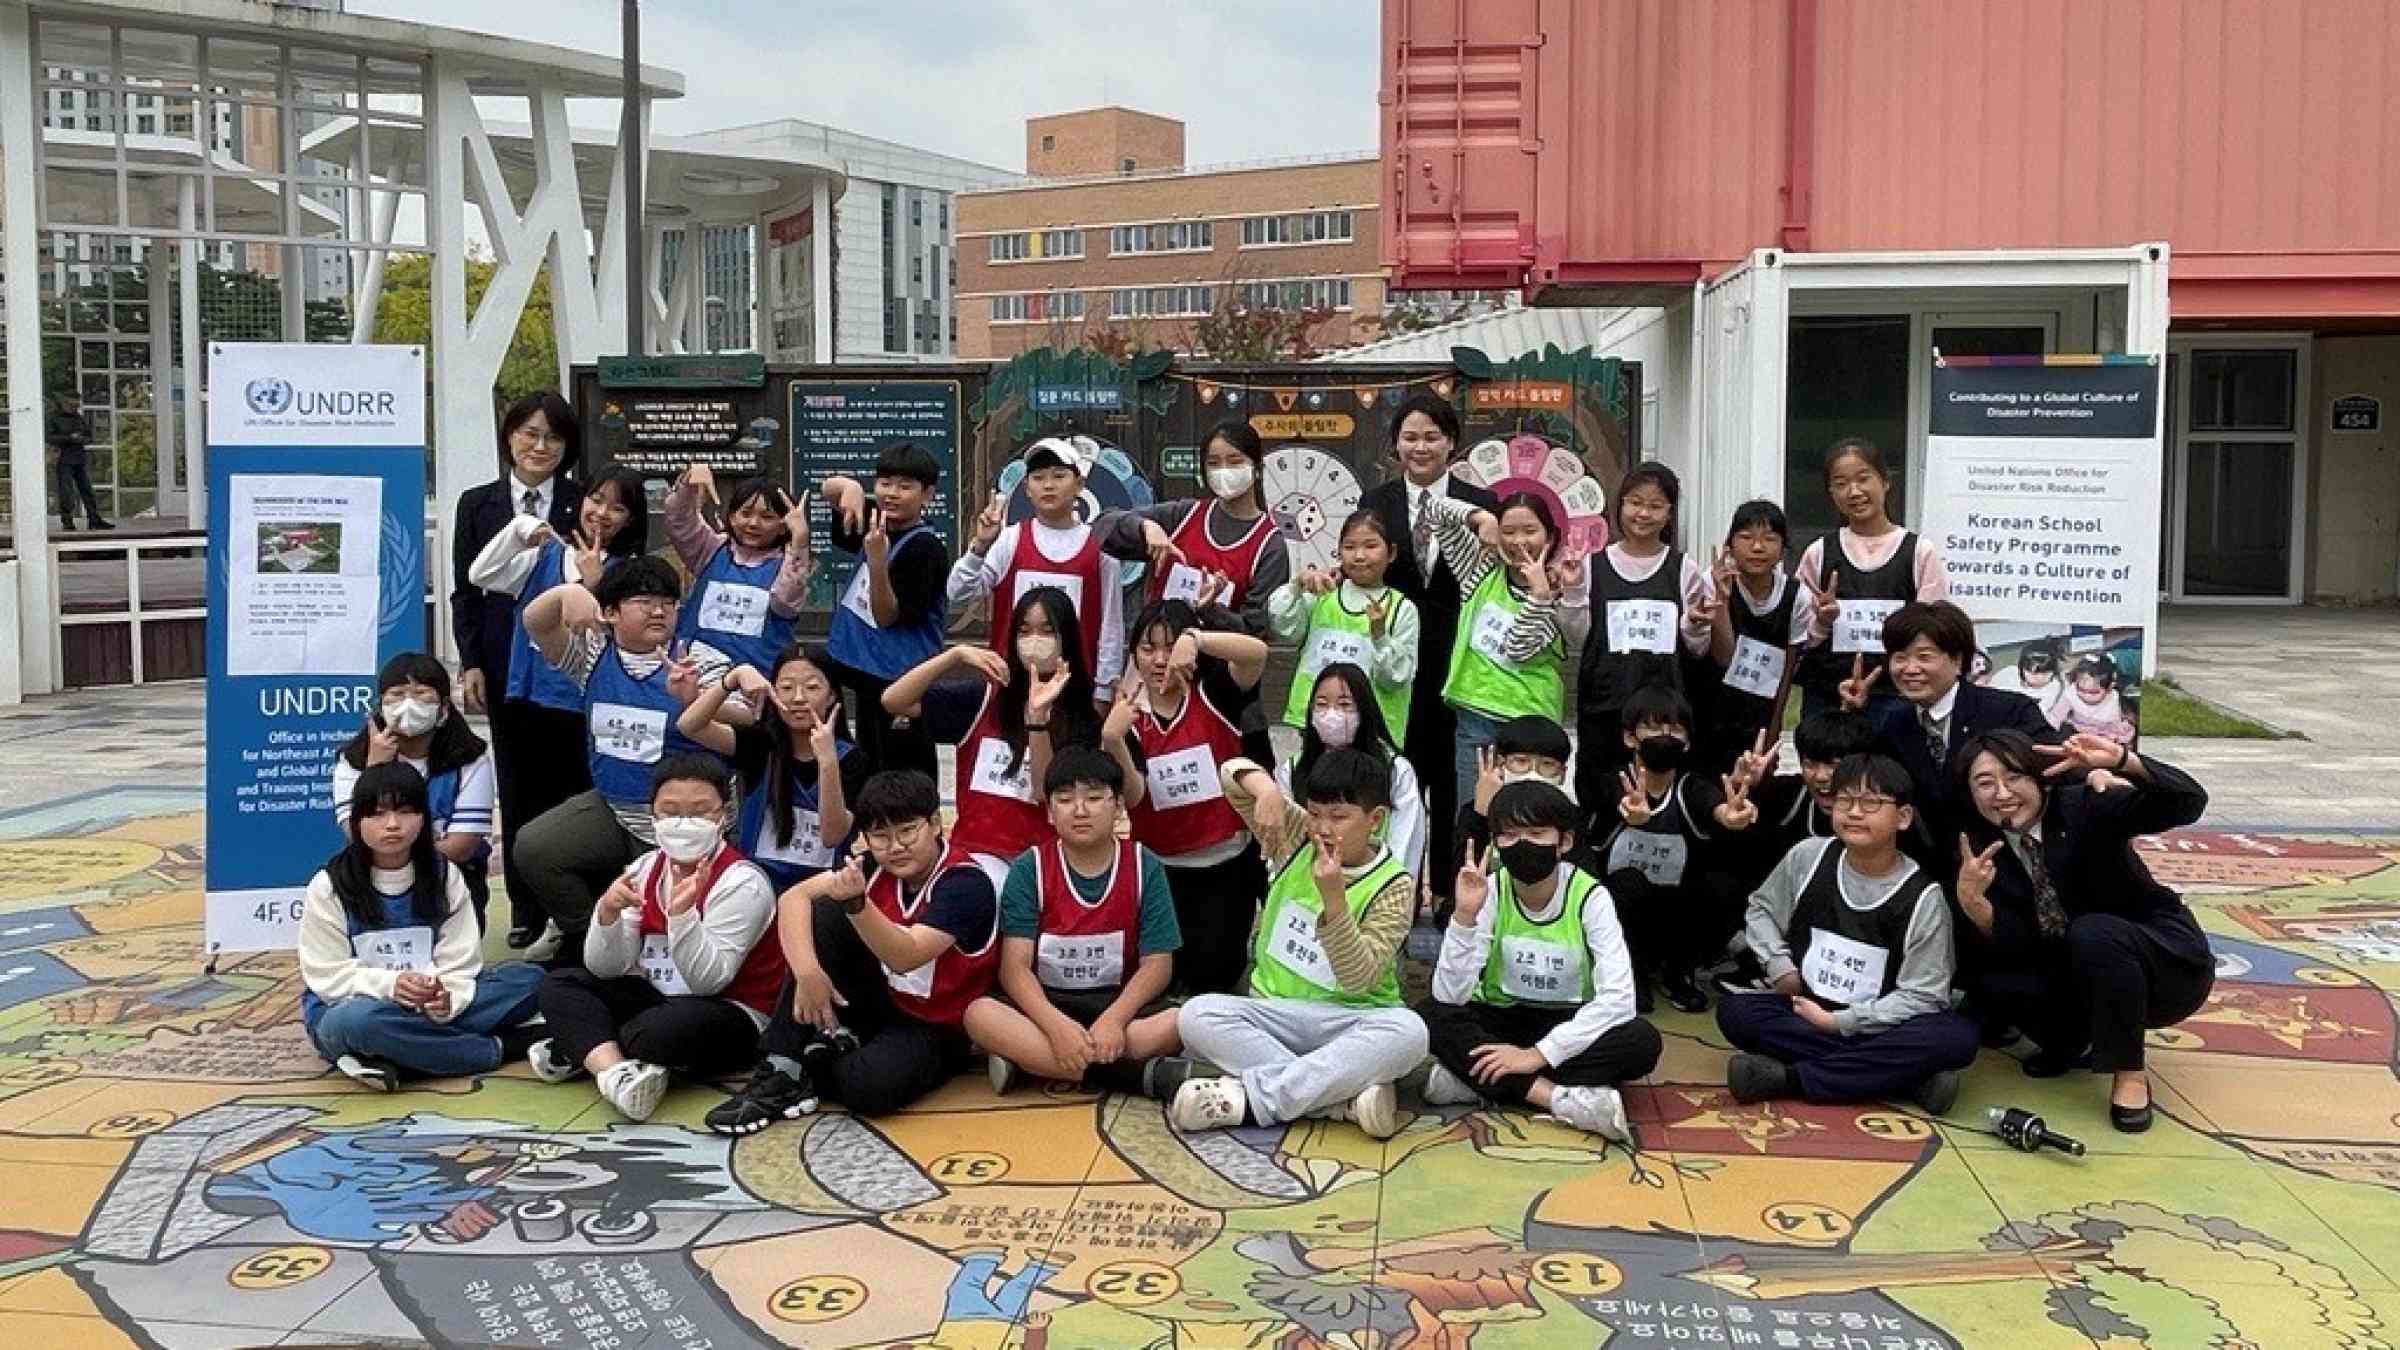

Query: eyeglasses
left=618, top=596, right=678, bottom=613
left=512, top=425, right=567, bottom=449
left=1831, top=794, right=1898, bottom=815
left=863, top=819, right=933, bottom=851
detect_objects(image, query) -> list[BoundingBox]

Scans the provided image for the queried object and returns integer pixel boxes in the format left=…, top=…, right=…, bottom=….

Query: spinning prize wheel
left=1262, top=444, right=1364, bottom=577
left=1453, top=433, right=1610, bottom=559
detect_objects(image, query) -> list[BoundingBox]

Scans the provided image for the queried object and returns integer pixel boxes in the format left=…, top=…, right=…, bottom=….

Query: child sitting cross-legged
left=965, top=746, right=1193, bottom=1100
left=1415, top=780, right=1661, bottom=1144
left=1716, top=752, right=1979, bottom=1114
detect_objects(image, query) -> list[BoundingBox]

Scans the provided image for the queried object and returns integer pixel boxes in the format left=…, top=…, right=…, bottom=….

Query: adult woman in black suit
left=1358, top=393, right=1497, bottom=905
left=452, top=391, right=588, bottom=945
left=1951, top=729, right=2215, bottom=1133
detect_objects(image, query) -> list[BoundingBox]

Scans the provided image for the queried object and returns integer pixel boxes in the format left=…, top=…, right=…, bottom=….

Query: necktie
left=1919, top=707, right=1947, bottom=768
left=1413, top=488, right=1434, bottom=566
left=2010, top=831, right=2070, bottom=939
left=520, top=487, right=540, bottom=518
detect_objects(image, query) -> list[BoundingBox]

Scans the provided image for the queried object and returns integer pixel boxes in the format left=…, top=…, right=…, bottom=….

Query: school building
left=953, top=107, right=1508, bottom=361
left=1380, top=0, right=2400, bottom=607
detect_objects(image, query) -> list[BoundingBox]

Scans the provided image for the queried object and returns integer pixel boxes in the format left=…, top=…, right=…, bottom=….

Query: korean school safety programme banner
left=1922, top=355, right=2163, bottom=745
left=205, top=342, right=426, bottom=953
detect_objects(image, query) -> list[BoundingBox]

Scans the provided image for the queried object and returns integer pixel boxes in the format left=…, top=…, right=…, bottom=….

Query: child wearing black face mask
left=1598, top=687, right=1761, bottom=1014
left=1415, top=781, right=1660, bottom=1144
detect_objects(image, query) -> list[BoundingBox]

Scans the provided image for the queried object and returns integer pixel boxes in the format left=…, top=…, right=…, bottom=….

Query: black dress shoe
left=2111, top=1101, right=2154, bottom=1133
left=2022, top=1046, right=2091, bottom=1079
left=1660, top=969, right=1709, bottom=1014
left=506, top=920, right=542, bottom=949
left=1634, top=981, right=1656, bottom=1015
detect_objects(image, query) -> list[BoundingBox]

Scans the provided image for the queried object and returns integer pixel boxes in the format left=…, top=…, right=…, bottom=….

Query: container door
left=1382, top=0, right=1542, bottom=291
left=1693, top=253, right=1788, bottom=547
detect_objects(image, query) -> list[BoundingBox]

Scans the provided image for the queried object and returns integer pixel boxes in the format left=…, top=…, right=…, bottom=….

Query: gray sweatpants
left=1178, top=994, right=1428, bottom=1125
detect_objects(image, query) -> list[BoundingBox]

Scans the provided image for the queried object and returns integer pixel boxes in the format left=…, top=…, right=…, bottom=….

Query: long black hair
left=582, top=465, right=652, bottom=561
left=1292, top=661, right=1402, bottom=795
left=1201, top=419, right=1267, bottom=512
left=498, top=390, right=581, bottom=478
left=340, top=652, right=487, bottom=775
left=326, top=762, right=448, bottom=931
left=998, top=586, right=1099, bottom=775
left=756, top=640, right=851, bottom=849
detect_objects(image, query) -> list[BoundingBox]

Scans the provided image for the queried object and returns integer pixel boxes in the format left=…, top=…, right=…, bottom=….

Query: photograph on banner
left=1975, top=620, right=2144, bottom=745
left=226, top=473, right=383, bottom=676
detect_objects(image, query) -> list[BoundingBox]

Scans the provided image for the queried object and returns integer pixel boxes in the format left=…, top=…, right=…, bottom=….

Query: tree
left=370, top=249, right=560, bottom=405
left=1192, top=293, right=1338, bottom=361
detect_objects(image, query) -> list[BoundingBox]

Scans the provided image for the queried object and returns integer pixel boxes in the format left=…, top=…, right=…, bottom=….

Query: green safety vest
left=1247, top=844, right=1409, bottom=1007
left=1441, top=568, right=1566, bottom=721
left=1281, top=584, right=1412, bottom=734
left=1474, top=866, right=1601, bottom=1007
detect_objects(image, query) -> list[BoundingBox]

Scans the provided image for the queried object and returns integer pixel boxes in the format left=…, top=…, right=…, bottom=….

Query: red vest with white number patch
left=1126, top=685, right=1245, bottom=858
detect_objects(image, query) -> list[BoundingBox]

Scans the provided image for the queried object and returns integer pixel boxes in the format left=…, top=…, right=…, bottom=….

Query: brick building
left=956, top=107, right=1397, bottom=360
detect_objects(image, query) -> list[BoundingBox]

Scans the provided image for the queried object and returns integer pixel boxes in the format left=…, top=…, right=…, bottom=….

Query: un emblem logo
left=245, top=377, right=293, bottom=415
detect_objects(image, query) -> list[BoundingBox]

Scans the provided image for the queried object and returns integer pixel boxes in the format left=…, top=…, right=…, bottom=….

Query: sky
left=348, top=0, right=1384, bottom=173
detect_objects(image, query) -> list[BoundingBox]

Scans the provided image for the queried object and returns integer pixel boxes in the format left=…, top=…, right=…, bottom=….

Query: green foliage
left=2139, top=678, right=2287, bottom=739
left=371, top=251, right=561, bottom=405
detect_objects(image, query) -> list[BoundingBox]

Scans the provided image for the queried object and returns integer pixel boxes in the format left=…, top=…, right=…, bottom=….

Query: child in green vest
left=1268, top=508, right=1419, bottom=738
left=1424, top=491, right=1589, bottom=831
left=1416, top=780, right=1660, bottom=1145
left=1171, top=747, right=1427, bottom=1140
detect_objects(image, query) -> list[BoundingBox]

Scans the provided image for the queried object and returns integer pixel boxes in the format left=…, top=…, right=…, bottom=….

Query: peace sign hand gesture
left=570, top=527, right=606, bottom=587
left=663, top=643, right=701, bottom=706
left=1732, top=729, right=1777, bottom=794
left=1366, top=591, right=1391, bottom=640
left=1811, top=569, right=1841, bottom=625
left=1472, top=744, right=1504, bottom=813
left=680, top=463, right=719, bottom=508
left=1618, top=769, right=1654, bottom=828
left=364, top=712, right=401, bottom=765
left=1837, top=654, right=1885, bottom=713
left=1027, top=662, right=1071, bottom=718
left=1194, top=568, right=1229, bottom=611
left=1711, top=544, right=1740, bottom=598
left=1954, top=837, right=2002, bottom=934
left=1102, top=675, right=1142, bottom=742
left=1549, top=549, right=1586, bottom=594
left=2036, top=732, right=2130, bottom=778
left=1453, top=839, right=1492, bottom=923
left=781, top=489, right=812, bottom=558
left=862, top=507, right=889, bottom=567
left=1513, top=541, right=1554, bottom=601
left=971, top=491, right=1005, bottom=551
left=1713, top=773, right=1758, bottom=831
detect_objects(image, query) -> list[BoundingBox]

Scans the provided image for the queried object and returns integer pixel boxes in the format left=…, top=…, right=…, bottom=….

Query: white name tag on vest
left=969, top=737, right=1038, bottom=803
left=884, top=958, right=936, bottom=999
left=590, top=702, right=667, bottom=763
left=1605, top=598, right=1677, bottom=655
left=1468, top=605, right=1520, bottom=666
left=1266, top=903, right=1338, bottom=987
left=1499, top=935, right=1577, bottom=1002
left=1158, top=563, right=1204, bottom=603
left=1800, top=928, right=1890, bottom=1005
left=639, top=932, right=692, bottom=997
left=353, top=925, right=433, bottom=973
left=1833, top=599, right=1903, bottom=654
left=1303, top=626, right=1374, bottom=673
left=698, top=580, right=771, bottom=637
left=1037, top=931, right=1124, bottom=990
left=1013, top=569, right=1085, bottom=613
left=1145, top=744, right=1223, bottom=810
left=840, top=566, right=876, bottom=622
left=1608, top=829, right=1689, bottom=888
left=1724, top=636, right=1787, bottom=698
left=754, top=807, right=839, bottom=869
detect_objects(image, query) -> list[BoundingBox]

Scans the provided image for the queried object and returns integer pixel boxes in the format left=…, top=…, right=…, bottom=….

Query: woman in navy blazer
left=1950, top=729, right=2214, bottom=1133
left=451, top=391, right=587, bottom=944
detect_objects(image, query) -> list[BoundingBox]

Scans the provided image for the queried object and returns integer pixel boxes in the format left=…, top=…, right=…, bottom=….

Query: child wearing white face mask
left=528, top=754, right=787, bottom=1122
left=334, top=652, right=497, bottom=929
left=1273, top=664, right=1427, bottom=878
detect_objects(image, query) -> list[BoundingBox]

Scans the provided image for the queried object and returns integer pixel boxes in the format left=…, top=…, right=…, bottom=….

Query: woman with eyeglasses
left=1949, top=730, right=2213, bottom=1133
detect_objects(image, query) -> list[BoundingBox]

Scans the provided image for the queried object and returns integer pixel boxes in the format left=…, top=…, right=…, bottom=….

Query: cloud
left=347, top=0, right=1381, bottom=171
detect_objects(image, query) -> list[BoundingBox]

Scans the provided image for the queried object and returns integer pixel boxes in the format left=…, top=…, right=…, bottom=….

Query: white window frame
left=2163, top=332, right=2311, bottom=605
left=1238, top=210, right=1355, bottom=249
left=1109, top=220, right=1214, bottom=256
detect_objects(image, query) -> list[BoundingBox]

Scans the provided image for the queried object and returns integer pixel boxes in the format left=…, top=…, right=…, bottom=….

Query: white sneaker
left=1322, top=1082, right=1400, bottom=1140
left=597, top=1060, right=669, bottom=1121
left=1547, top=1085, right=1636, bottom=1147
left=335, top=1054, right=397, bottom=1092
left=525, top=1038, right=581, bottom=1084
left=522, top=921, right=564, bottom=963
left=1168, top=1076, right=1247, bottom=1132
left=987, top=1053, right=1020, bottom=1096
left=1422, top=1062, right=1483, bottom=1106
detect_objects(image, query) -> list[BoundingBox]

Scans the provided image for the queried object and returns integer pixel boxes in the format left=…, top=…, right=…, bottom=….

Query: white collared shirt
left=1405, top=474, right=1451, bottom=570
left=1921, top=681, right=1960, bottom=739
left=510, top=472, right=555, bottom=522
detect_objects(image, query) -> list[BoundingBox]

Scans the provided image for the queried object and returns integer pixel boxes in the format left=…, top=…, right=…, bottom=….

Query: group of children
left=294, top=394, right=2183, bottom=1148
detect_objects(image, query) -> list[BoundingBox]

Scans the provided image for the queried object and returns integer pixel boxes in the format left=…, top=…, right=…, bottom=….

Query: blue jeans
left=1451, top=705, right=1506, bottom=818
left=305, top=961, right=545, bottom=1078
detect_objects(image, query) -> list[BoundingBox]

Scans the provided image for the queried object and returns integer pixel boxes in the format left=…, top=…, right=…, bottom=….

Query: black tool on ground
left=1987, top=1106, right=2086, bottom=1157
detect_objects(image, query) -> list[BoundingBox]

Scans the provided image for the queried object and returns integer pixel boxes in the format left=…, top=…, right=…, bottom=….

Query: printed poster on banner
left=205, top=343, right=427, bottom=954
left=1922, top=356, right=2161, bottom=745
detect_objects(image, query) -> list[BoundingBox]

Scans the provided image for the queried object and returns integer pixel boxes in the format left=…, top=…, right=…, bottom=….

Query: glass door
left=2171, top=344, right=2305, bottom=601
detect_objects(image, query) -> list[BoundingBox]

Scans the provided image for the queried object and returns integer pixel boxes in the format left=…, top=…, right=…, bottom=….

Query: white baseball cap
left=1020, top=436, right=1091, bottom=476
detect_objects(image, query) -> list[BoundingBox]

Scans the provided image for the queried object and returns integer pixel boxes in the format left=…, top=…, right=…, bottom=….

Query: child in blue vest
left=1417, top=780, right=1659, bottom=1144
left=966, top=746, right=1191, bottom=1099
left=333, top=652, right=495, bottom=926
left=820, top=442, right=951, bottom=784
left=515, top=555, right=730, bottom=953
left=300, top=763, right=545, bottom=1091
left=667, top=464, right=814, bottom=673
left=1717, top=753, right=1978, bottom=1113
left=677, top=640, right=867, bottom=896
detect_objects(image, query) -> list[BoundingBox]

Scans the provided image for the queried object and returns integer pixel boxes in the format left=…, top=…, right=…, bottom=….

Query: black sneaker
left=1660, top=969, right=1709, bottom=1014
left=506, top=918, right=543, bottom=949
left=706, top=1064, right=819, bottom=1136
left=1142, top=1056, right=1198, bottom=1102
left=1726, top=1053, right=1792, bottom=1104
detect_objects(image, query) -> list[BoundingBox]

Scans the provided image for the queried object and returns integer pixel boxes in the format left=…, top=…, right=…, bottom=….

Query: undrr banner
left=205, top=342, right=426, bottom=953
left=1924, top=355, right=2162, bottom=745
